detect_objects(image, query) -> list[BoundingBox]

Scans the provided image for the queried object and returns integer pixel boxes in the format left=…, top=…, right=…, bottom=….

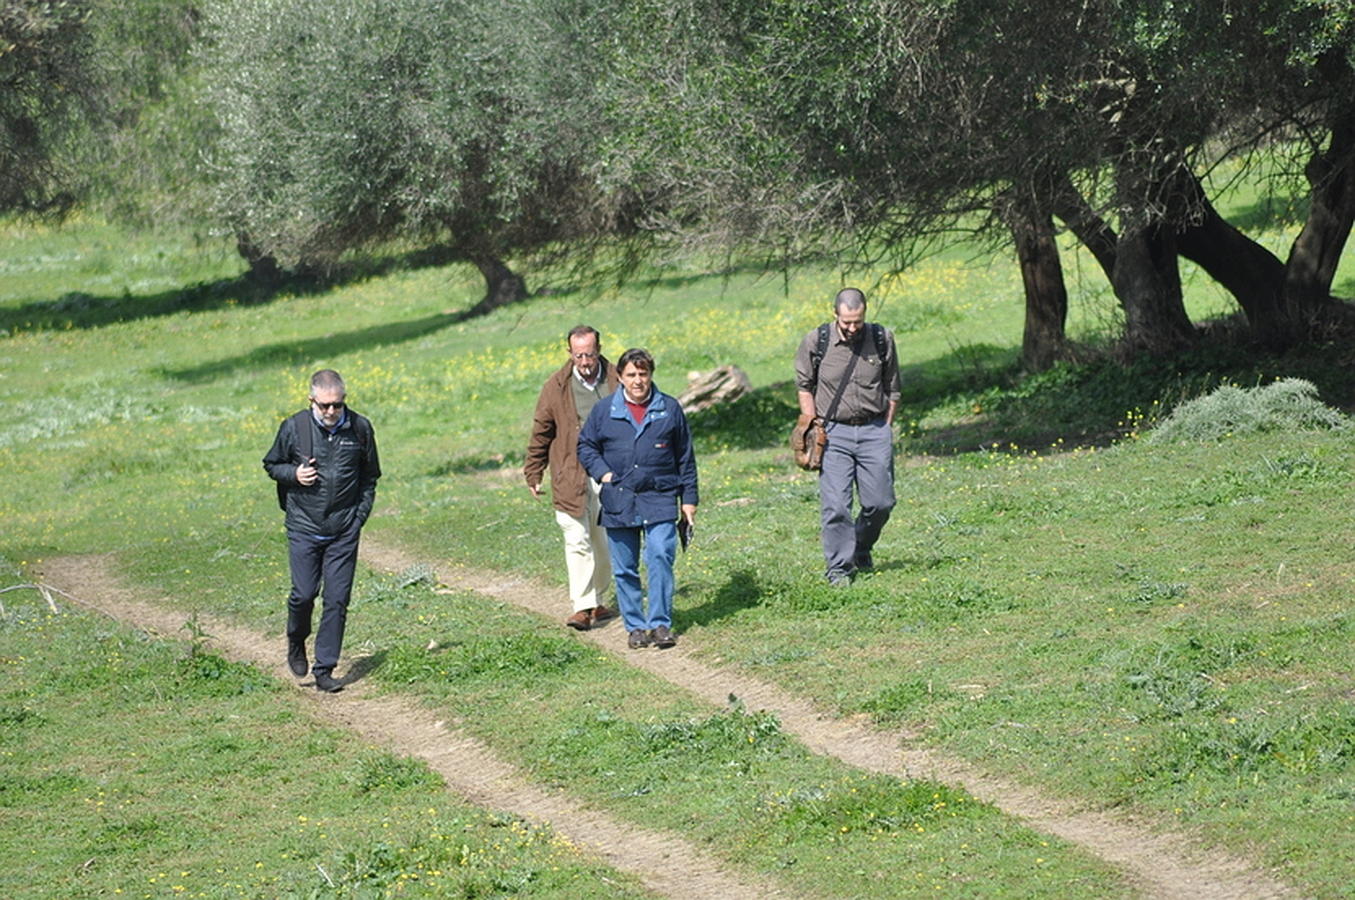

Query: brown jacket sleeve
left=524, top=377, right=558, bottom=489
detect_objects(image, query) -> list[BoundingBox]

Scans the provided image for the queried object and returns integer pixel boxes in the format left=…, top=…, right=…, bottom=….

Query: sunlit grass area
left=0, top=600, right=652, bottom=899
left=3, top=211, right=1354, bottom=896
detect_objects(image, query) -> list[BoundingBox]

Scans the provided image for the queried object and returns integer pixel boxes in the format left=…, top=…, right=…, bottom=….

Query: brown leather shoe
left=565, top=609, right=592, bottom=630
left=590, top=604, right=618, bottom=625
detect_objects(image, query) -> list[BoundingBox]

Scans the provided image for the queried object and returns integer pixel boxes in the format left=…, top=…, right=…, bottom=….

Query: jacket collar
left=555, top=355, right=611, bottom=388
left=609, top=386, right=666, bottom=419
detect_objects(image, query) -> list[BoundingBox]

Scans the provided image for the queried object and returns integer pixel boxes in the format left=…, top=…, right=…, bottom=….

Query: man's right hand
left=296, top=459, right=318, bottom=486
left=528, top=482, right=543, bottom=498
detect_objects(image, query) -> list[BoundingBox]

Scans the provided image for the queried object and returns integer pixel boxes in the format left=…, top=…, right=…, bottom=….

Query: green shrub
left=1149, top=378, right=1348, bottom=443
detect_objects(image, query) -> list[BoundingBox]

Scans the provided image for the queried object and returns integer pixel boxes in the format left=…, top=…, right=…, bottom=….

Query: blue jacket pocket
left=599, top=481, right=633, bottom=519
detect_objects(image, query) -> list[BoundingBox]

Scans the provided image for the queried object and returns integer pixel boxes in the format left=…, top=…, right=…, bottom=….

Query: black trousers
left=286, top=521, right=362, bottom=674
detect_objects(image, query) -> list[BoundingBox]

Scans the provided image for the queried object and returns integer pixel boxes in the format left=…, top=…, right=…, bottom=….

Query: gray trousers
left=819, top=418, right=895, bottom=576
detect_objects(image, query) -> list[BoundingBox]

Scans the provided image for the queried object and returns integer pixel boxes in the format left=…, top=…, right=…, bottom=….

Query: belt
left=831, top=414, right=884, bottom=425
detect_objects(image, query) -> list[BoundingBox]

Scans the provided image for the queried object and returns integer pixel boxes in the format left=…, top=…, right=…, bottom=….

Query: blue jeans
left=606, top=520, right=677, bottom=631
left=819, top=418, right=895, bottom=577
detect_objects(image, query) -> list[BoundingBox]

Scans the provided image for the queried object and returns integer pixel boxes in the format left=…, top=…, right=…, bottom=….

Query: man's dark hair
left=310, top=369, right=346, bottom=397
left=567, top=324, right=600, bottom=346
left=616, top=347, right=655, bottom=374
left=834, top=287, right=867, bottom=313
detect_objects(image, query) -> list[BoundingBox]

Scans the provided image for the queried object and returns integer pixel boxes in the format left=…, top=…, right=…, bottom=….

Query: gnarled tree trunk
left=1110, top=160, right=1197, bottom=354
left=236, top=231, right=282, bottom=286
left=1172, top=170, right=1288, bottom=342
left=1051, top=174, right=1117, bottom=283
left=1003, top=189, right=1069, bottom=371
left=1112, top=224, right=1195, bottom=353
left=1283, top=108, right=1355, bottom=335
left=464, top=253, right=528, bottom=318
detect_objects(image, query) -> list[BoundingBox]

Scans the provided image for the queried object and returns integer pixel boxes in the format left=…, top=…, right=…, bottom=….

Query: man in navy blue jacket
left=577, top=348, right=698, bottom=649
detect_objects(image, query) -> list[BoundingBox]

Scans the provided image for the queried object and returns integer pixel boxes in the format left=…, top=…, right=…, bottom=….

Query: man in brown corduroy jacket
left=524, top=325, right=622, bottom=629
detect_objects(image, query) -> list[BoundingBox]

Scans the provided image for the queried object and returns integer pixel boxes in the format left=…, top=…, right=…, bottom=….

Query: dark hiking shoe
left=827, top=569, right=852, bottom=587
left=628, top=630, right=652, bottom=649
left=853, top=550, right=874, bottom=572
left=651, top=625, right=677, bottom=649
left=287, top=638, right=308, bottom=677
left=314, top=671, right=343, bottom=693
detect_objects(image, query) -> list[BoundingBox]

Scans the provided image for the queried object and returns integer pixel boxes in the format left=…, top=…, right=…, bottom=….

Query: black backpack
left=275, top=410, right=372, bottom=510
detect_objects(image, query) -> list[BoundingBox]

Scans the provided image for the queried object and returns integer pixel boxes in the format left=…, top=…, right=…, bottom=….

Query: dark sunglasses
left=312, top=400, right=346, bottom=410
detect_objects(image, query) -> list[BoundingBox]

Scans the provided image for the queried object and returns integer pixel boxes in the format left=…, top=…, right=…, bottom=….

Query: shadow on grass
left=341, top=649, right=387, bottom=687
left=683, top=344, right=1024, bottom=455
left=0, top=243, right=469, bottom=335
left=905, top=335, right=1355, bottom=454
left=680, top=334, right=1355, bottom=458
left=161, top=310, right=464, bottom=383
left=689, top=383, right=800, bottom=453
left=680, top=569, right=765, bottom=629
left=1225, top=195, right=1308, bottom=234
left=519, top=255, right=817, bottom=307
left=424, top=453, right=512, bottom=477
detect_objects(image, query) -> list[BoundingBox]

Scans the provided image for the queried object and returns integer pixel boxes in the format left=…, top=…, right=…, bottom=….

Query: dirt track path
left=358, top=537, right=1301, bottom=900
left=37, top=554, right=788, bottom=900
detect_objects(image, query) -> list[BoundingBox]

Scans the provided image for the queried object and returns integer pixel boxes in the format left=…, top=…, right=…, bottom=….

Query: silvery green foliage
left=1149, top=378, right=1349, bottom=444
left=197, top=0, right=621, bottom=268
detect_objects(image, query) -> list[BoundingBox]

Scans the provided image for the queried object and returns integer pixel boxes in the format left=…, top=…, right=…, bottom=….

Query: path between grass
left=358, top=536, right=1300, bottom=900
left=36, top=554, right=788, bottom=900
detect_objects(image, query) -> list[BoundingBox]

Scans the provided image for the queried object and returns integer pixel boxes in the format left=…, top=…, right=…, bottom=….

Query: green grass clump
left=1150, top=377, right=1349, bottom=443
left=385, top=631, right=587, bottom=683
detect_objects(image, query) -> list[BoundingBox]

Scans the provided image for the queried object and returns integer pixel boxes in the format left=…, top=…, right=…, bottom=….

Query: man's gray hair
left=310, top=369, right=346, bottom=397
left=834, top=287, right=867, bottom=313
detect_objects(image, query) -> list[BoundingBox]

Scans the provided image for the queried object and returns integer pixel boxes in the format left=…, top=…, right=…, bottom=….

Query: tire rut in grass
left=359, top=536, right=1300, bottom=900
left=36, top=554, right=791, bottom=900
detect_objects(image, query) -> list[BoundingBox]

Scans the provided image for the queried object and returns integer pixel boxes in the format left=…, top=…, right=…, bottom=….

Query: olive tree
left=596, top=0, right=1355, bottom=364
left=199, top=0, right=632, bottom=308
left=1, top=0, right=95, bottom=214
left=79, top=0, right=217, bottom=226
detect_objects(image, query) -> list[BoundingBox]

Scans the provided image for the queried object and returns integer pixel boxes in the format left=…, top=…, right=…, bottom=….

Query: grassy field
left=2, top=201, right=1354, bottom=897
left=0, top=600, right=653, bottom=898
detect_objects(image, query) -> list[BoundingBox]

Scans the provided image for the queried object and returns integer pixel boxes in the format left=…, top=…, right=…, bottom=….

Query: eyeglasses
left=572, top=351, right=599, bottom=360
left=312, top=400, right=346, bottom=410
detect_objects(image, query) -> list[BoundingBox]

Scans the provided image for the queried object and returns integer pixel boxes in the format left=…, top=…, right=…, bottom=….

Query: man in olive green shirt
left=793, top=288, right=901, bottom=585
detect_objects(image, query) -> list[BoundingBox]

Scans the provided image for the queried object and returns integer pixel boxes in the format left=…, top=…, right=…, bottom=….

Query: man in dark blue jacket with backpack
left=263, top=369, right=381, bottom=692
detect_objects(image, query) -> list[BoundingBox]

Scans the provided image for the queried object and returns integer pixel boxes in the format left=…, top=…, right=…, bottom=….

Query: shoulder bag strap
left=821, top=337, right=862, bottom=423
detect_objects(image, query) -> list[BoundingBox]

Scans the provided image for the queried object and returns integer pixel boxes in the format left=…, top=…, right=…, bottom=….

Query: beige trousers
left=555, top=479, right=612, bottom=612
